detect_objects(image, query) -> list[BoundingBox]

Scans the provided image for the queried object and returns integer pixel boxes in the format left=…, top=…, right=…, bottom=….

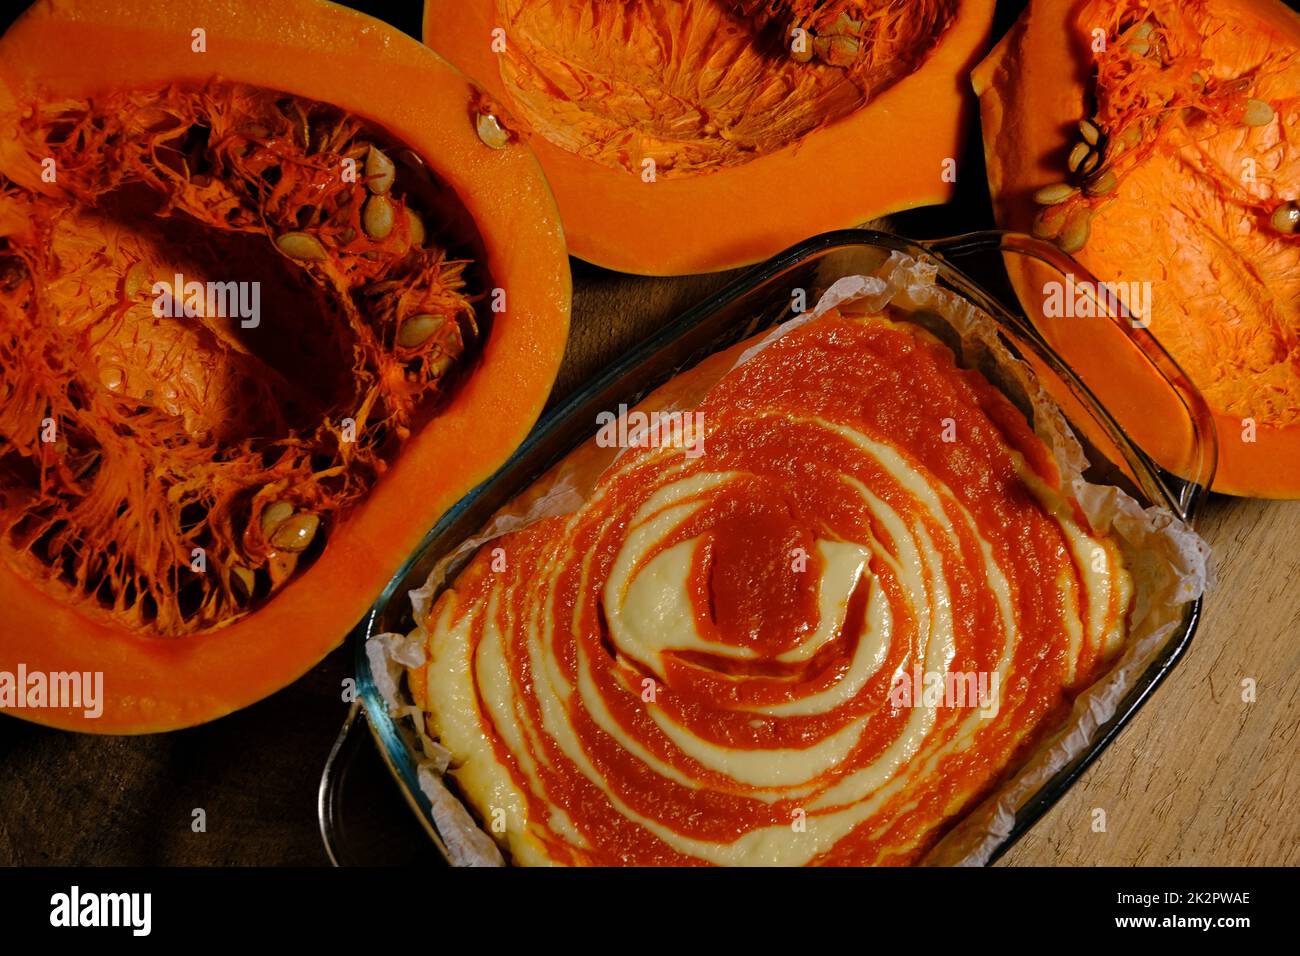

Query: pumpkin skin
left=973, top=0, right=1300, bottom=498
left=423, top=0, right=997, bottom=276
left=0, top=0, right=570, bottom=732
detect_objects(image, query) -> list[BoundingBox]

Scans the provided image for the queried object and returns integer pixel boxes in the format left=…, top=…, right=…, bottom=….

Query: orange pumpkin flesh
left=423, top=0, right=997, bottom=276
left=0, top=0, right=570, bottom=732
left=974, top=0, right=1300, bottom=498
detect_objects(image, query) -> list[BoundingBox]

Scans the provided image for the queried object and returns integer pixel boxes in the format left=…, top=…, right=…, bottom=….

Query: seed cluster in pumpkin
left=492, top=0, right=958, bottom=177
left=1030, top=4, right=1297, bottom=256
left=0, top=80, right=485, bottom=635
left=732, top=1, right=882, bottom=65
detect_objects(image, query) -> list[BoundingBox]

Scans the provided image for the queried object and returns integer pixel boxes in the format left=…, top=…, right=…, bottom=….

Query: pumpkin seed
left=363, top=195, right=394, bottom=240
left=365, top=146, right=395, bottom=195
left=1032, top=205, right=1067, bottom=240
left=124, top=262, right=149, bottom=298
left=338, top=227, right=357, bottom=245
left=1067, top=142, right=1090, bottom=173
left=790, top=38, right=813, bottom=63
left=99, top=365, right=125, bottom=391
left=1085, top=169, right=1118, bottom=196
left=1242, top=98, right=1274, bottom=127
left=476, top=112, right=509, bottom=150
left=406, top=209, right=426, bottom=248
left=1190, top=71, right=1205, bottom=89
left=267, top=550, right=298, bottom=588
left=1080, top=150, right=1101, bottom=175
left=133, top=107, right=176, bottom=131
left=276, top=231, right=328, bottom=261
left=832, top=13, right=861, bottom=35
left=1127, top=21, right=1155, bottom=55
left=230, top=565, right=255, bottom=602
left=1057, top=207, right=1093, bottom=254
left=397, top=313, right=443, bottom=349
left=270, top=513, right=320, bottom=553
left=1113, top=125, right=1142, bottom=154
left=443, top=324, right=466, bottom=358
left=826, top=35, right=859, bottom=66
left=1034, top=182, right=1079, bottom=205
left=260, top=500, right=294, bottom=536
left=1079, top=119, right=1100, bottom=145
left=1270, top=202, right=1300, bottom=235
left=286, top=102, right=310, bottom=147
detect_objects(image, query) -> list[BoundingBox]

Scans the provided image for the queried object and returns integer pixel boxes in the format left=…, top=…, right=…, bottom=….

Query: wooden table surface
left=0, top=0, right=1295, bottom=868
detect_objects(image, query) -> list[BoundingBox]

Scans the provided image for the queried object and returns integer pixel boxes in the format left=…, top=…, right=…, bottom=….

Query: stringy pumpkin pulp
left=1028, top=0, right=1300, bottom=428
left=494, top=0, right=958, bottom=177
left=0, top=80, right=483, bottom=636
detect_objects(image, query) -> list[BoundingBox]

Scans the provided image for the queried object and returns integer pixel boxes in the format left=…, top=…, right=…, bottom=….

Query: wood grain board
left=1001, top=493, right=1300, bottom=866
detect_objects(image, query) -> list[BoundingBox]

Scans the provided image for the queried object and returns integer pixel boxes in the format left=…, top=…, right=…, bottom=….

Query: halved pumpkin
left=0, top=0, right=570, bottom=732
left=974, top=0, right=1300, bottom=497
left=423, top=0, right=997, bottom=275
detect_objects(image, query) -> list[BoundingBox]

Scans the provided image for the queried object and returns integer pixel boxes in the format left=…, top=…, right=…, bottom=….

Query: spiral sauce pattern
left=415, top=309, right=1131, bottom=865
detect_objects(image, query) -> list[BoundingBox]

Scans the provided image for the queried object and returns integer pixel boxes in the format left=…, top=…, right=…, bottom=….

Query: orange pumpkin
left=0, top=0, right=570, bottom=732
left=423, top=0, right=997, bottom=275
left=974, top=0, right=1300, bottom=497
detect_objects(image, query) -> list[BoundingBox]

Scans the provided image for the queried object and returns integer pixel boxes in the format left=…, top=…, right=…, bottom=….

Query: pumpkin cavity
left=1080, top=1, right=1299, bottom=429
left=0, top=80, right=491, bottom=636
left=493, top=0, right=958, bottom=177
left=1019, top=0, right=1300, bottom=429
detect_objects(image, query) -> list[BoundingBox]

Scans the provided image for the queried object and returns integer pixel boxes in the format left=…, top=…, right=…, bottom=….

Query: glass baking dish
left=327, top=228, right=1216, bottom=866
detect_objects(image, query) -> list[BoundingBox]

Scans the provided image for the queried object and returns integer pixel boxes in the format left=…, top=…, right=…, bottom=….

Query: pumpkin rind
left=423, top=0, right=997, bottom=276
left=0, top=0, right=570, bottom=732
left=973, top=0, right=1300, bottom=498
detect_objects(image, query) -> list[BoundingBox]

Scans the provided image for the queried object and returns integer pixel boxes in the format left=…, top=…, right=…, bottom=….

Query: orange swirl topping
left=415, top=308, right=1132, bottom=865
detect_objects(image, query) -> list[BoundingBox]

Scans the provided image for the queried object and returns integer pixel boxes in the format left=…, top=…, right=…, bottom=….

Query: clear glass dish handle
left=919, top=230, right=1218, bottom=524
left=318, top=701, right=363, bottom=866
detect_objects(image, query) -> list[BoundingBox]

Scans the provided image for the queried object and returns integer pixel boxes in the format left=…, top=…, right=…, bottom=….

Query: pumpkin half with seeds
left=423, top=0, right=997, bottom=275
left=0, top=0, right=570, bottom=731
left=974, top=0, right=1300, bottom=497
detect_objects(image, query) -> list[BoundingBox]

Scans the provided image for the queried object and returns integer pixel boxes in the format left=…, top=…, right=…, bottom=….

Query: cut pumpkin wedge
left=0, top=0, right=570, bottom=732
left=974, top=0, right=1300, bottom=498
left=424, top=0, right=997, bottom=275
